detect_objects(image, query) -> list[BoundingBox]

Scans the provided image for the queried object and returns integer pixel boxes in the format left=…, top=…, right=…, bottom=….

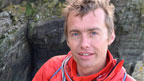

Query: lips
left=78, top=52, right=94, bottom=56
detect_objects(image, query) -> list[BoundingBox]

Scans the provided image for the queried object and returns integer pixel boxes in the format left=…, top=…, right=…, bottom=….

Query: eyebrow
left=68, top=27, right=101, bottom=33
left=69, top=29, right=80, bottom=34
left=88, top=28, right=101, bottom=31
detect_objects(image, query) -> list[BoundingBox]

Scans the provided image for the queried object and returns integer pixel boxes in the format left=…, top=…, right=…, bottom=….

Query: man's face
left=67, top=8, right=115, bottom=69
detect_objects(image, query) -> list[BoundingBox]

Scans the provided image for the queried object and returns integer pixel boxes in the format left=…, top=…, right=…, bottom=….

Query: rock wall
left=27, top=19, right=69, bottom=76
left=0, top=0, right=66, bottom=81
left=0, top=0, right=143, bottom=81
left=0, top=11, right=31, bottom=81
left=132, top=60, right=144, bottom=81
left=111, top=0, right=144, bottom=76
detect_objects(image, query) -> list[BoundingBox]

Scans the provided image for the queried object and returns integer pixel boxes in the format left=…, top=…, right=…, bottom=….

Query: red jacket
left=32, top=51, right=136, bottom=81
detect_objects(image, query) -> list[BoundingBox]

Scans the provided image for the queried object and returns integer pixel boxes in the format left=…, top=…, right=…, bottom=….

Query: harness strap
left=49, top=66, right=62, bottom=81
left=49, top=56, right=72, bottom=81
left=123, top=72, right=127, bottom=81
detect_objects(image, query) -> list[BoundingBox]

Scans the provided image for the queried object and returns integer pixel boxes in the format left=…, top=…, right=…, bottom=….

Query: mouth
left=78, top=52, right=94, bottom=56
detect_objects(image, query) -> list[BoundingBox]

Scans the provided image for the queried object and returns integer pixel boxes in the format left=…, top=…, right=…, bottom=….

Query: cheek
left=91, top=39, right=108, bottom=51
left=91, top=39, right=104, bottom=46
left=67, top=40, right=78, bottom=50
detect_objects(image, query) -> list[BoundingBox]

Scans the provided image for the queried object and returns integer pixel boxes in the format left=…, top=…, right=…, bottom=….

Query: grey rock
left=0, top=10, right=31, bottom=81
left=0, top=11, right=12, bottom=38
left=111, top=0, right=144, bottom=76
left=27, top=19, right=69, bottom=75
left=132, top=61, right=144, bottom=81
left=0, top=0, right=24, bottom=8
left=0, top=11, right=9, bottom=18
left=0, top=24, right=32, bottom=81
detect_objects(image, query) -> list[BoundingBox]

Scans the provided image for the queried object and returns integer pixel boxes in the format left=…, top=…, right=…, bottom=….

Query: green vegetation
left=140, top=0, right=144, bottom=14
left=3, top=0, right=64, bottom=24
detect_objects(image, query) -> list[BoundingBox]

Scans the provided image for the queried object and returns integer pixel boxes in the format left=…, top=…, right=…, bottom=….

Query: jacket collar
left=65, top=50, right=123, bottom=81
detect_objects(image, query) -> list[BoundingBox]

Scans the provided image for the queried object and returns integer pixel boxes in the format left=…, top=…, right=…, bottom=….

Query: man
left=32, top=0, right=136, bottom=81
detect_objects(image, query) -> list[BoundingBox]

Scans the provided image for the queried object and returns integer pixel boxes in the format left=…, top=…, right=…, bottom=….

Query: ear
left=108, top=31, right=115, bottom=46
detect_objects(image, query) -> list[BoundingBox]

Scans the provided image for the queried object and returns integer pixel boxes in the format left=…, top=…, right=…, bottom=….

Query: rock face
left=0, top=11, right=32, bottom=81
left=111, top=0, right=144, bottom=77
left=27, top=19, right=69, bottom=75
left=0, top=0, right=23, bottom=8
left=112, top=0, right=144, bottom=61
left=132, top=60, right=144, bottom=81
left=0, top=0, right=144, bottom=81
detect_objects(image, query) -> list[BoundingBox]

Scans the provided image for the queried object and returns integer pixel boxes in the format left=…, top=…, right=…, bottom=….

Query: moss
left=141, top=22, right=144, bottom=28
left=140, top=0, right=144, bottom=14
left=8, top=29, right=18, bottom=35
left=2, top=0, right=64, bottom=27
left=141, top=8, right=144, bottom=15
left=25, top=3, right=37, bottom=19
left=37, top=0, right=64, bottom=20
left=27, top=21, right=37, bottom=37
left=3, top=2, right=27, bottom=25
left=141, top=5, right=144, bottom=15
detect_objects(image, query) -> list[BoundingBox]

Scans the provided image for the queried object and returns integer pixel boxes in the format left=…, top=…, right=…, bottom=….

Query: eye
left=91, top=32, right=97, bottom=35
left=72, top=32, right=79, bottom=37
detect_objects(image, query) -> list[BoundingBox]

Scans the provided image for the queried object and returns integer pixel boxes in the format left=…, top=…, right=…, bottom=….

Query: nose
left=80, top=36, right=90, bottom=49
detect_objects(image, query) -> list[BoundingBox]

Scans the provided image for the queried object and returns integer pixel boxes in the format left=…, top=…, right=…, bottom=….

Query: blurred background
left=0, top=0, right=144, bottom=81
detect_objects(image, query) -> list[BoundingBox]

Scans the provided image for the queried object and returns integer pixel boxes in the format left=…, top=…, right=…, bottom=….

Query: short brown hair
left=63, top=0, right=115, bottom=38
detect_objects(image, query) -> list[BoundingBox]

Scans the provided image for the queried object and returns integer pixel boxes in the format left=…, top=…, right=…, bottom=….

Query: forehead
left=68, top=7, right=106, bottom=20
left=67, top=8, right=106, bottom=30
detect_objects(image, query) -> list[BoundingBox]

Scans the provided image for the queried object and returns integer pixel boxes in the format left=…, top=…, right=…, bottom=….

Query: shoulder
left=32, top=55, right=67, bottom=81
left=121, top=67, right=136, bottom=81
left=46, top=55, right=67, bottom=66
left=40, top=55, right=67, bottom=73
left=126, top=74, right=136, bottom=81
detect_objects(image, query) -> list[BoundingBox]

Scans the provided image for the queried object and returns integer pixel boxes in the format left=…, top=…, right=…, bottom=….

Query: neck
left=77, top=59, right=106, bottom=76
